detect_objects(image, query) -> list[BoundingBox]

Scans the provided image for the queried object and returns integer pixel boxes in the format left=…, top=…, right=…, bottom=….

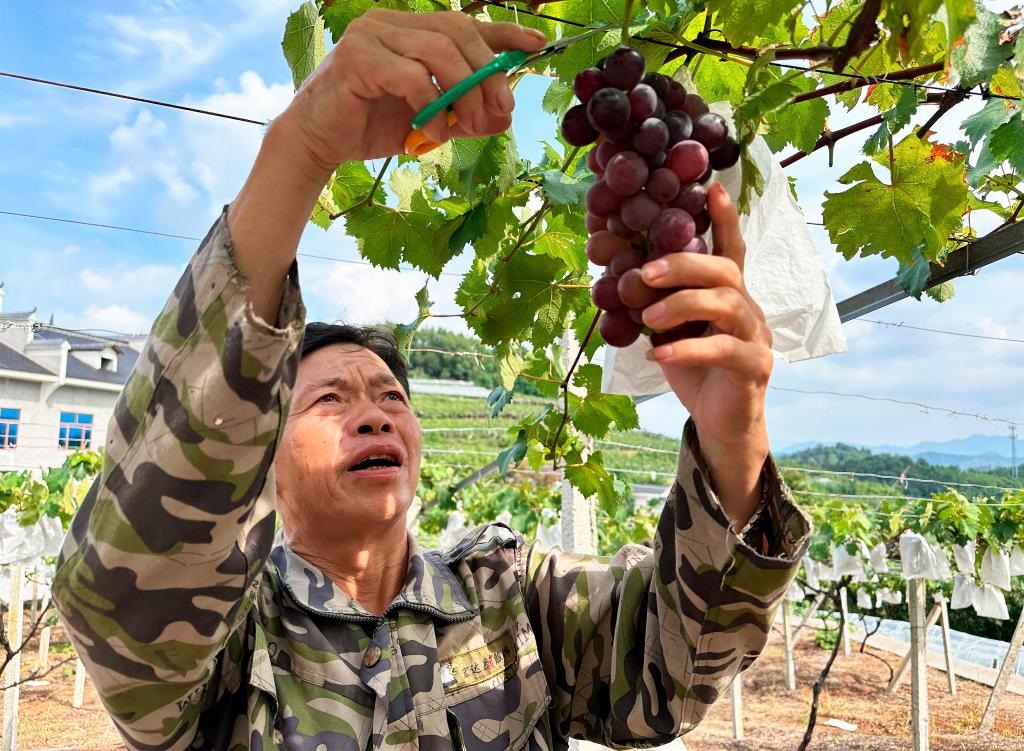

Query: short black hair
left=300, top=322, right=410, bottom=398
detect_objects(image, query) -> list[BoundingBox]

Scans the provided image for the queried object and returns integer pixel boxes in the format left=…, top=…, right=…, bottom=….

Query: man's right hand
left=280, top=9, right=547, bottom=174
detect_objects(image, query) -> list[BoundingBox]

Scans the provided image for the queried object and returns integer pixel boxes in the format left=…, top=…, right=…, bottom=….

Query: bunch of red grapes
left=560, top=45, right=740, bottom=348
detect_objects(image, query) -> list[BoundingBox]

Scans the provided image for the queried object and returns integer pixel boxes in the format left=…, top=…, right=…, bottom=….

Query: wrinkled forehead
left=295, top=343, right=400, bottom=393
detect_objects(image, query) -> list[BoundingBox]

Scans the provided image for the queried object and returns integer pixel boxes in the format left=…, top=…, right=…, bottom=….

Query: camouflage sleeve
left=51, top=209, right=305, bottom=750
left=522, top=419, right=811, bottom=748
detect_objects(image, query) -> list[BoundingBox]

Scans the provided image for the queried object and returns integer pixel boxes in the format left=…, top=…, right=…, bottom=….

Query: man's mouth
left=348, top=454, right=402, bottom=471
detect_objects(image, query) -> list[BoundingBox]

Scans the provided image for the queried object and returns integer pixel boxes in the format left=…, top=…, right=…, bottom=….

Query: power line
left=854, top=318, right=1024, bottom=345
left=792, top=488, right=1024, bottom=507
left=769, top=385, right=1020, bottom=427
left=476, top=0, right=1017, bottom=102
left=0, top=71, right=266, bottom=125
left=0, top=207, right=463, bottom=276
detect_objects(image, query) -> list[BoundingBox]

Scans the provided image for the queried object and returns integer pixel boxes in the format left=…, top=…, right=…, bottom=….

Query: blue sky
left=2, top=1, right=1022, bottom=454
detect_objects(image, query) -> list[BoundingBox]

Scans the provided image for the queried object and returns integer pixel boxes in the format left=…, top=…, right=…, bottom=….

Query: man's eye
left=386, top=391, right=404, bottom=402
left=318, top=394, right=338, bottom=403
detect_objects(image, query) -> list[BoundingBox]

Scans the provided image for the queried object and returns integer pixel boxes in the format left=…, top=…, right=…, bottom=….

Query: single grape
left=691, top=112, right=728, bottom=152
left=696, top=163, right=713, bottom=184
left=663, top=112, right=693, bottom=146
left=642, top=72, right=670, bottom=101
left=627, top=83, right=658, bottom=121
left=627, top=306, right=646, bottom=324
left=586, top=88, right=631, bottom=132
left=620, top=192, right=661, bottom=232
left=646, top=168, right=680, bottom=203
left=632, top=118, right=669, bottom=157
left=617, top=268, right=661, bottom=308
left=666, top=140, right=710, bottom=183
left=606, top=212, right=631, bottom=238
left=585, top=179, right=622, bottom=216
left=609, top=245, right=646, bottom=276
left=604, top=120, right=636, bottom=144
left=646, top=151, right=666, bottom=170
left=651, top=99, right=666, bottom=120
left=586, top=230, right=629, bottom=266
left=574, top=67, right=607, bottom=104
left=591, top=273, right=624, bottom=312
left=665, top=79, right=687, bottom=110
left=596, top=140, right=625, bottom=169
left=587, top=147, right=603, bottom=175
left=692, top=209, right=710, bottom=235
left=603, top=46, right=645, bottom=90
left=599, top=308, right=643, bottom=347
left=650, top=321, right=709, bottom=345
left=682, top=236, right=708, bottom=254
left=710, top=138, right=741, bottom=169
left=681, top=94, right=710, bottom=120
left=672, top=181, right=707, bottom=216
left=649, top=208, right=696, bottom=252
left=605, top=151, right=649, bottom=197
left=562, top=104, right=598, bottom=146
left=585, top=212, right=607, bottom=233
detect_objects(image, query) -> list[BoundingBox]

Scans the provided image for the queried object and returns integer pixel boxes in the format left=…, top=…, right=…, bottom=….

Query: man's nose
left=352, top=401, right=393, bottom=434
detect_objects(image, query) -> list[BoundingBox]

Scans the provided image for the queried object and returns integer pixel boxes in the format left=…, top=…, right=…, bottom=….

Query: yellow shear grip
left=403, top=111, right=459, bottom=156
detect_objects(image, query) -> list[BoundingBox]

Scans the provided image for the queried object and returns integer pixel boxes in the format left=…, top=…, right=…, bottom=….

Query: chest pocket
left=441, top=628, right=551, bottom=751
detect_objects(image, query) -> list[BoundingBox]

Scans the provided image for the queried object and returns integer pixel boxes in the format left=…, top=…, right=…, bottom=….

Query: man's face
left=274, top=343, right=422, bottom=538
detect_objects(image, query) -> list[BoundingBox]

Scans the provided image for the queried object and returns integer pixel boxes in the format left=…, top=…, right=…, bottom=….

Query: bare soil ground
left=9, top=628, right=1024, bottom=750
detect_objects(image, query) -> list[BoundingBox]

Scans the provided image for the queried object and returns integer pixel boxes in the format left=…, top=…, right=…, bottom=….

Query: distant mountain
left=779, top=433, right=1017, bottom=470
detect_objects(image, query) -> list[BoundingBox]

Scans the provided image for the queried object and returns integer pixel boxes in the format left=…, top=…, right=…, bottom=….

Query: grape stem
left=789, top=61, right=944, bottom=104
left=329, top=156, right=393, bottom=219
left=621, top=0, right=635, bottom=43
left=549, top=309, right=602, bottom=471
left=779, top=92, right=945, bottom=167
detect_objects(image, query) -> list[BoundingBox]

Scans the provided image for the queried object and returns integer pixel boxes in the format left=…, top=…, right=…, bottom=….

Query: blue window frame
left=0, top=408, right=19, bottom=449
left=58, top=411, right=93, bottom=450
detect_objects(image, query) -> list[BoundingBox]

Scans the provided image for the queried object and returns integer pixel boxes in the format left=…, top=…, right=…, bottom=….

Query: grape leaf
left=990, top=66, right=1022, bottom=99
left=547, top=0, right=627, bottom=83
left=346, top=191, right=461, bottom=276
left=542, top=79, right=575, bottom=118
left=564, top=451, right=621, bottom=513
left=962, top=98, right=1019, bottom=149
left=282, top=2, right=326, bottom=90
left=421, top=134, right=520, bottom=202
left=762, top=75, right=829, bottom=153
left=863, top=86, right=922, bottom=155
left=448, top=201, right=489, bottom=255
left=895, top=244, right=932, bottom=299
left=572, top=308, right=605, bottom=361
left=967, top=142, right=999, bottom=188
left=988, top=114, right=1024, bottom=173
left=389, top=165, right=423, bottom=210
left=707, top=0, right=802, bottom=46
left=822, top=135, right=968, bottom=264
left=534, top=215, right=587, bottom=272
left=569, top=363, right=639, bottom=437
left=497, top=430, right=528, bottom=475
left=951, top=5, right=1014, bottom=87
left=540, top=168, right=593, bottom=206
left=330, top=161, right=385, bottom=210
left=487, top=386, right=514, bottom=418
left=942, top=0, right=976, bottom=52
left=925, top=280, right=956, bottom=302
left=311, top=181, right=340, bottom=230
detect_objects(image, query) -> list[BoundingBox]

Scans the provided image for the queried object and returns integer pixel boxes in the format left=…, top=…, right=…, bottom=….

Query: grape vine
left=282, top=0, right=1024, bottom=510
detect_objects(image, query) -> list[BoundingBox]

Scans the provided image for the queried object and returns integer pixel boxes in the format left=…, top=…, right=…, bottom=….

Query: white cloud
left=307, top=263, right=429, bottom=326
left=87, top=167, right=136, bottom=204
left=75, top=304, right=153, bottom=335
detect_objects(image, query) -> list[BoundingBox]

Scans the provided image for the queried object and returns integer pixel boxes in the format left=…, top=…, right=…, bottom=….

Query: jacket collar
left=270, top=533, right=476, bottom=622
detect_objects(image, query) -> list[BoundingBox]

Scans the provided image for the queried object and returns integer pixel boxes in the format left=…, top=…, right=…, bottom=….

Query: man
left=52, top=9, right=809, bottom=751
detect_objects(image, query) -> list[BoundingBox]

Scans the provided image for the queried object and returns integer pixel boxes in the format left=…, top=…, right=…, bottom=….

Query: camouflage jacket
left=52, top=211, right=810, bottom=751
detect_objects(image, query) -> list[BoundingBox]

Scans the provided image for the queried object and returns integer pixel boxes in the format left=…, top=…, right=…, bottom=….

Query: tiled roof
left=0, top=342, right=52, bottom=376
left=34, top=326, right=128, bottom=350
left=0, top=309, right=37, bottom=320
left=65, top=348, right=138, bottom=385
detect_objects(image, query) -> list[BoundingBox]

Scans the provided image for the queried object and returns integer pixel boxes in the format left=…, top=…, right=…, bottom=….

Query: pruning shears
left=403, top=24, right=610, bottom=156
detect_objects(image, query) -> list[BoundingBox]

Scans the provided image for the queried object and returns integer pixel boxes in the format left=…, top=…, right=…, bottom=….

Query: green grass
left=413, top=392, right=680, bottom=485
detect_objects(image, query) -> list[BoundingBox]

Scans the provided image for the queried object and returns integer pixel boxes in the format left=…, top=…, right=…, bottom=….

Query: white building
left=0, top=287, right=143, bottom=473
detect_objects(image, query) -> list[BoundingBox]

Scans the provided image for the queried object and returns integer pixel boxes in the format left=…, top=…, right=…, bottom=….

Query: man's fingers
left=641, top=252, right=743, bottom=293
left=474, top=19, right=548, bottom=52
left=707, top=183, right=746, bottom=273
left=641, top=287, right=765, bottom=342
left=648, top=334, right=773, bottom=382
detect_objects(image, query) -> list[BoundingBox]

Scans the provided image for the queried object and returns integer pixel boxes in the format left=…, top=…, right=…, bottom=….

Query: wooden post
left=907, top=579, right=929, bottom=751
left=2, top=565, right=24, bottom=751
left=37, top=626, right=51, bottom=672
left=730, top=675, right=744, bottom=740
left=792, top=591, right=827, bottom=644
left=559, top=331, right=598, bottom=556
left=887, top=601, right=942, bottom=693
left=73, top=658, right=87, bottom=709
left=979, top=606, right=1024, bottom=732
left=839, top=586, right=851, bottom=657
left=28, top=573, right=39, bottom=628
left=937, top=595, right=956, bottom=696
left=782, top=599, right=797, bottom=691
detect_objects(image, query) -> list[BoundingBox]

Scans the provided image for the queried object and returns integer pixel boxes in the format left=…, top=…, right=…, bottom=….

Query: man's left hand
left=639, top=183, right=772, bottom=524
